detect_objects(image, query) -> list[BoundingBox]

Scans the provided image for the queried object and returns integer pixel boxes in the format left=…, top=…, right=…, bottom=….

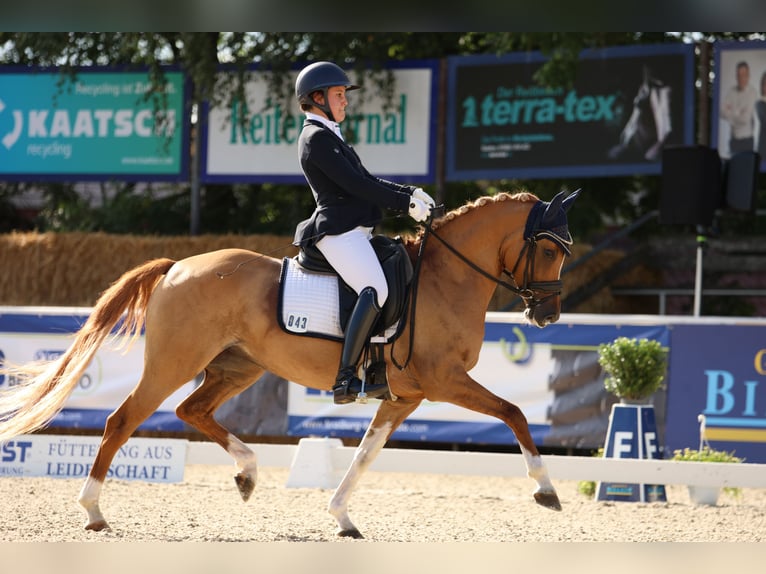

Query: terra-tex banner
left=446, top=43, right=695, bottom=181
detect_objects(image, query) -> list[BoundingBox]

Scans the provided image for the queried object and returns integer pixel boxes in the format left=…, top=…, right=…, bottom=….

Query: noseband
left=504, top=236, right=564, bottom=308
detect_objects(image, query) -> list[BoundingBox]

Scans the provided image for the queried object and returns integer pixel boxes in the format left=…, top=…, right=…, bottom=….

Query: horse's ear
left=541, top=190, right=566, bottom=226
left=562, top=188, right=581, bottom=213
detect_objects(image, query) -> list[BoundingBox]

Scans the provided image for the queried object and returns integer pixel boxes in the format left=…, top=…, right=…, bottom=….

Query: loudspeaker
left=659, top=145, right=722, bottom=226
left=723, top=150, right=760, bottom=213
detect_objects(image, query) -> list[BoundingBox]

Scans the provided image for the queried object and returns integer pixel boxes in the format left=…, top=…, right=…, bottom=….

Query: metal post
left=189, top=102, right=201, bottom=236
left=693, top=233, right=706, bottom=316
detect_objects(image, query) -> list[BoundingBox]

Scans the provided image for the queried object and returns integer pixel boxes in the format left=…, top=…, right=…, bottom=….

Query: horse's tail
left=0, top=257, right=176, bottom=442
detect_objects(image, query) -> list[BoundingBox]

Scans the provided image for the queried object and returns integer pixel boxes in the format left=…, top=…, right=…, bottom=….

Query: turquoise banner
left=0, top=69, right=188, bottom=180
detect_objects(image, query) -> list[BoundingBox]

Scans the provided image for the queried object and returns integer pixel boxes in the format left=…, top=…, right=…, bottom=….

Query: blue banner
left=0, top=68, right=189, bottom=181
left=665, top=323, right=766, bottom=463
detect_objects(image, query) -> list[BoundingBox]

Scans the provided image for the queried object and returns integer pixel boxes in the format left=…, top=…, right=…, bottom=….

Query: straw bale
left=2, top=232, right=657, bottom=313
left=0, top=232, right=297, bottom=306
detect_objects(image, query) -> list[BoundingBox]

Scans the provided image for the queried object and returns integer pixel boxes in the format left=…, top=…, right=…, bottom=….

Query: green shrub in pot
left=597, top=336, right=667, bottom=401
left=671, top=446, right=744, bottom=500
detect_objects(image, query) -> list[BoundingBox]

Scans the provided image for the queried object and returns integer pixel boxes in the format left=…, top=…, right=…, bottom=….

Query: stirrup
left=333, top=374, right=388, bottom=405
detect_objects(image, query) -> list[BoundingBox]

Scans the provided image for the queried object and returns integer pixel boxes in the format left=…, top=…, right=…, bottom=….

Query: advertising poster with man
left=713, top=39, right=766, bottom=167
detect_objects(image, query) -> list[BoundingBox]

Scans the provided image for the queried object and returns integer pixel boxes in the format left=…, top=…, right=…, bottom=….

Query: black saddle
left=297, top=235, right=414, bottom=338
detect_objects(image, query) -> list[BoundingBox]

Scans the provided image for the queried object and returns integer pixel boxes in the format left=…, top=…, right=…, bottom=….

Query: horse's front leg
left=432, top=372, right=561, bottom=511
left=329, top=397, right=421, bottom=538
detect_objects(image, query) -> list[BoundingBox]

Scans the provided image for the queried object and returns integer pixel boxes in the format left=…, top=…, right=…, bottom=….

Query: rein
left=426, top=222, right=563, bottom=305
left=390, top=217, right=563, bottom=371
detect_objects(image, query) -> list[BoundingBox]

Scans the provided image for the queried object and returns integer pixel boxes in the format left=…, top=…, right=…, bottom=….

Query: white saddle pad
left=278, top=258, right=399, bottom=342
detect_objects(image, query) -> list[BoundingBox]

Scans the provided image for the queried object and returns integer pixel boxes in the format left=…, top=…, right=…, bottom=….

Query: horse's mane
left=404, top=191, right=539, bottom=245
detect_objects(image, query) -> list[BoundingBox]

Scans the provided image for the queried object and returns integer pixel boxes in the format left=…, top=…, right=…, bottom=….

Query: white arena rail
left=186, top=437, right=766, bottom=490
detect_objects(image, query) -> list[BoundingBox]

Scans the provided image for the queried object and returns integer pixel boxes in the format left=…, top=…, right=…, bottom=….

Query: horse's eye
left=543, top=247, right=556, bottom=260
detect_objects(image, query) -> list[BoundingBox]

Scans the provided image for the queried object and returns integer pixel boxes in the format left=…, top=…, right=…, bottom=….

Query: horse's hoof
left=534, top=490, right=562, bottom=511
left=337, top=528, right=364, bottom=539
left=235, top=472, right=255, bottom=502
left=85, top=519, right=110, bottom=531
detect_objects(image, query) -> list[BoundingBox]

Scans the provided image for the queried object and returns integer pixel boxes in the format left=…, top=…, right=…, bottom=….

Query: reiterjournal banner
left=446, top=43, right=695, bottom=181
left=0, top=68, right=189, bottom=181
left=201, top=60, right=439, bottom=184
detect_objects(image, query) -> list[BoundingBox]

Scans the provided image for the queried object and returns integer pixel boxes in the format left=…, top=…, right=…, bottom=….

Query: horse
left=0, top=188, right=579, bottom=539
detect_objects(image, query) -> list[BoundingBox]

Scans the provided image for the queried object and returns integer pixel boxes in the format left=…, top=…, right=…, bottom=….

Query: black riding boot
left=333, top=287, right=389, bottom=404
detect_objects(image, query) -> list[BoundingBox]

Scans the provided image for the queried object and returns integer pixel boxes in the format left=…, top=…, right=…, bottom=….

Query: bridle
left=391, top=216, right=564, bottom=370
left=426, top=222, right=564, bottom=309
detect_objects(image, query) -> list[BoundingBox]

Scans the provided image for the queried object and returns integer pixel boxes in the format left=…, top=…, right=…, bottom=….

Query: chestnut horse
left=0, top=189, right=579, bottom=538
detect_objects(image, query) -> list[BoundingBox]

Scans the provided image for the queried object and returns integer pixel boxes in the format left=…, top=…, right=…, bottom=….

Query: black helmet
left=295, top=61, right=360, bottom=121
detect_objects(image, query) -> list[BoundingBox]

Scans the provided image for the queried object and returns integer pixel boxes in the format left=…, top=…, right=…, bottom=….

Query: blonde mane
left=405, top=191, right=539, bottom=245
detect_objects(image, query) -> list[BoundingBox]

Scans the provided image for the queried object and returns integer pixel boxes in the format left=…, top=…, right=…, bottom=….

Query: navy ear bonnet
left=523, top=189, right=580, bottom=255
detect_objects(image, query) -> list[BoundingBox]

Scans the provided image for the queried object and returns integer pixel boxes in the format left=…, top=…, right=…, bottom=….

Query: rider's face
left=316, top=86, right=348, bottom=122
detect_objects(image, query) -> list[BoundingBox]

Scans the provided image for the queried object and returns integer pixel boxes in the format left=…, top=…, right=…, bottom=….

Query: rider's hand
left=408, top=198, right=431, bottom=222
left=412, top=187, right=436, bottom=208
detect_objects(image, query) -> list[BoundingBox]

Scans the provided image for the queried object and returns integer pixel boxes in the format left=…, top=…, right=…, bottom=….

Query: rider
left=293, top=60, right=435, bottom=405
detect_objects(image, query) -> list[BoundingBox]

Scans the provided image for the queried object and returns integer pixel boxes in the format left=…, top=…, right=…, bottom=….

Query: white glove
left=412, top=187, right=436, bottom=208
left=408, top=197, right=431, bottom=222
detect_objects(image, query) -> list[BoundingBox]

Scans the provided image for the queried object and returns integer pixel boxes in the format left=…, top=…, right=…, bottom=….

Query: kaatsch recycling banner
left=0, top=67, right=189, bottom=181
left=712, top=39, right=766, bottom=167
left=446, top=43, right=695, bottom=180
left=200, top=60, right=439, bottom=184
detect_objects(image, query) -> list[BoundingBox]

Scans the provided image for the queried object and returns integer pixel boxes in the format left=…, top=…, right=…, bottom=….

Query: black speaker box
left=659, top=145, right=722, bottom=226
left=723, top=150, right=760, bottom=213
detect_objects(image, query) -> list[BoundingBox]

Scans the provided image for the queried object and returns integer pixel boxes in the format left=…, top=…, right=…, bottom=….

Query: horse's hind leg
left=79, top=373, right=192, bottom=530
left=175, top=355, right=265, bottom=502
left=328, top=396, right=422, bottom=538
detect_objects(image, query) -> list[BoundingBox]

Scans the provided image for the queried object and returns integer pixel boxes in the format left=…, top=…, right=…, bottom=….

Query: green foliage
left=671, top=446, right=743, bottom=464
left=672, top=446, right=744, bottom=498
left=0, top=32, right=764, bottom=240
left=598, top=337, right=667, bottom=400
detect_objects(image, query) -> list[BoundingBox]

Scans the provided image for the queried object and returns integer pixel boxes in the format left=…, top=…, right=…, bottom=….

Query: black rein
left=390, top=219, right=564, bottom=371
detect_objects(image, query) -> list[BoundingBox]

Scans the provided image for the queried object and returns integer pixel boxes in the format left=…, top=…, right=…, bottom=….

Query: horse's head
left=509, top=189, right=580, bottom=327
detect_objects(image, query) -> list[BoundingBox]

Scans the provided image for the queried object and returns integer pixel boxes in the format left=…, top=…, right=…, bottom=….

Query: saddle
left=278, top=235, right=414, bottom=342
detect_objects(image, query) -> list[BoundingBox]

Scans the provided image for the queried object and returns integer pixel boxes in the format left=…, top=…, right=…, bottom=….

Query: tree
left=1, top=32, right=763, bottom=240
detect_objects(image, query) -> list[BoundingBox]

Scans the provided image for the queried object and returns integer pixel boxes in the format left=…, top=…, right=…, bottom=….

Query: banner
left=665, top=323, right=766, bottom=463
left=712, top=39, right=766, bottom=167
left=0, top=307, right=195, bottom=431
left=446, top=44, right=695, bottom=180
left=287, top=314, right=670, bottom=449
left=201, top=61, right=439, bottom=183
left=0, top=68, right=189, bottom=181
left=0, top=434, right=187, bottom=483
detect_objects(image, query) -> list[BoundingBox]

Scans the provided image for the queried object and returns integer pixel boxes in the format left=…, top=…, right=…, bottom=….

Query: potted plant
left=594, top=337, right=668, bottom=502
left=598, top=336, right=667, bottom=402
left=671, top=445, right=744, bottom=505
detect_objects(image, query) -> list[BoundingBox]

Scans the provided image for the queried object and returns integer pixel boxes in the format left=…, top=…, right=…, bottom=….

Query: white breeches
left=316, top=226, right=389, bottom=307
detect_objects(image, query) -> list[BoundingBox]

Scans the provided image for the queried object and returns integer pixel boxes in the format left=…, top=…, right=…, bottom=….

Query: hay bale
left=0, top=232, right=297, bottom=306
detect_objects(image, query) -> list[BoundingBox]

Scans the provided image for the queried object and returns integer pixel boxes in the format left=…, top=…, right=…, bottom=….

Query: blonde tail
left=0, top=258, right=175, bottom=441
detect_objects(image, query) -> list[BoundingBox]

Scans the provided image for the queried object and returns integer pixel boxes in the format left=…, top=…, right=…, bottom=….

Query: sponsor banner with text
left=201, top=61, right=439, bottom=184
left=446, top=43, right=695, bottom=180
left=0, top=67, right=189, bottom=181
